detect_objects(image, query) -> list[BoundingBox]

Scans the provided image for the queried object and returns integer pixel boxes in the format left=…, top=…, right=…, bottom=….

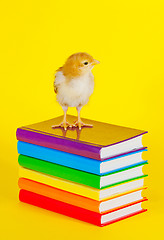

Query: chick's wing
left=54, top=68, right=65, bottom=93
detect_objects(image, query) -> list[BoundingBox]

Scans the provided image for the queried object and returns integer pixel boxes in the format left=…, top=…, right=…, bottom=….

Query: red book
left=19, top=189, right=147, bottom=227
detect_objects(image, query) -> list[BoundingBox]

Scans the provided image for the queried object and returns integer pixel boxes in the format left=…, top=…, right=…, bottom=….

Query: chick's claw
left=73, top=120, right=93, bottom=130
left=52, top=121, right=72, bottom=131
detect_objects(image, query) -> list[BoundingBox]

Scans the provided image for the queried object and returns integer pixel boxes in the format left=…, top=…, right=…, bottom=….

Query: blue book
left=17, top=141, right=147, bottom=175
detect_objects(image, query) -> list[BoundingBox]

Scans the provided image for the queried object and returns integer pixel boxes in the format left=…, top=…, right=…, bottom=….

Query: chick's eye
left=84, top=61, right=88, bottom=65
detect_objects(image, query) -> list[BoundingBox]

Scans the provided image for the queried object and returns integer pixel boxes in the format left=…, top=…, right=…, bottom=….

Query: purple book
left=16, top=115, right=147, bottom=161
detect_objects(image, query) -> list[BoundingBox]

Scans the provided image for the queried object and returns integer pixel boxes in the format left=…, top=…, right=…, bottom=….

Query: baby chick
left=52, top=52, right=99, bottom=130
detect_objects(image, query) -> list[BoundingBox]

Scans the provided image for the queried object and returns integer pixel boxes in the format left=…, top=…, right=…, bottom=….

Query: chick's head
left=63, top=52, right=99, bottom=78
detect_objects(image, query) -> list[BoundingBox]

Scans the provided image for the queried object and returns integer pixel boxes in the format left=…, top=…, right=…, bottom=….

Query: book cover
left=19, top=167, right=146, bottom=200
left=19, top=189, right=147, bottom=227
left=18, top=177, right=147, bottom=213
left=16, top=115, right=147, bottom=160
left=18, top=141, right=147, bottom=175
left=18, top=154, right=148, bottom=189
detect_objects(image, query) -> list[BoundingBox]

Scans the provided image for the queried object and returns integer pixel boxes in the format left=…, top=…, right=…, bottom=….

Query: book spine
left=18, top=178, right=100, bottom=212
left=19, top=189, right=102, bottom=226
left=19, top=190, right=147, bottom=227
left=16, top=128, right=101, bottom=160
left=17, top=141, right=101, bottom=175
left=18, top=155, right=101, bottom=189
left=18, top=178, right=147, bottom=214
left=19, top=167, right=100, bottom=200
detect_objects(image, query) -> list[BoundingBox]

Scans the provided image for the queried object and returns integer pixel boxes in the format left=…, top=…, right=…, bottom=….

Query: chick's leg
left=52, top=106, right=72, bottom=130
left=74, top=106, right=93, bottom=130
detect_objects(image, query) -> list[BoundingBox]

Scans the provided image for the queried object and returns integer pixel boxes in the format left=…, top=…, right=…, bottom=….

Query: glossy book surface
left=19, top=167, right=146, bottom=200
left=16, top=115, right=147, bottom=160
left=18, top=141, right=147, bottom=175
left=18, top=155, right=148, bottom=189
left=17, top=115, right=146, bottom=147
left=19, top=189, right=147, bottom=227
left=18, top=178, right=147, bottom=213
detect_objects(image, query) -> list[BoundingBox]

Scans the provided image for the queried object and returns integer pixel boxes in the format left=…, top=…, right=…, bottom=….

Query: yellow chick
left=52, top=52, right=100, bottom=130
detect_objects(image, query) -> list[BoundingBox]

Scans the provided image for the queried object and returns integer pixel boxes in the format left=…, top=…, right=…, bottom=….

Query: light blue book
left=17, top=141, right=147, bottom=175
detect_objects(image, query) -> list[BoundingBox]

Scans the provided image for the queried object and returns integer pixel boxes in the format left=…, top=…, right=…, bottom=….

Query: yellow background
left=0, top=0, right=164, bottom=239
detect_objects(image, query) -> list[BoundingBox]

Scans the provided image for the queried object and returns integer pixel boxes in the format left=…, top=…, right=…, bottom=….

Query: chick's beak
left=92, top=59, right=100, bottom=65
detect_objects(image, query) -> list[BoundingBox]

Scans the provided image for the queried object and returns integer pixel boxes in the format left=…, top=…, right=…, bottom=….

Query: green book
left=18, top=155, right=147, bottom=189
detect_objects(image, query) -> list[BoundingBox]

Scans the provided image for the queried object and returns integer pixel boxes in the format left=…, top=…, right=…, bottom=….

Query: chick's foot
left=73, top=120, right=93, bottom=130
left=52, top=121, right=72, bottom=131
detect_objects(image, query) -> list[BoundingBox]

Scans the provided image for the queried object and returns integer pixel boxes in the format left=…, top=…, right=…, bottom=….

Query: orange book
left=18, top=178, right=147, bottom=213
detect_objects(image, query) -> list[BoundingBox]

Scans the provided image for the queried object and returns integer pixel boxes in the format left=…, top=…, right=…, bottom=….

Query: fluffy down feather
left=54, top=70, right=94, bottom=107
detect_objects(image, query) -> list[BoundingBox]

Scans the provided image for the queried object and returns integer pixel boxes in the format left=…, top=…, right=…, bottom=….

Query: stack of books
left=16, top=115, right=148, bottom=227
